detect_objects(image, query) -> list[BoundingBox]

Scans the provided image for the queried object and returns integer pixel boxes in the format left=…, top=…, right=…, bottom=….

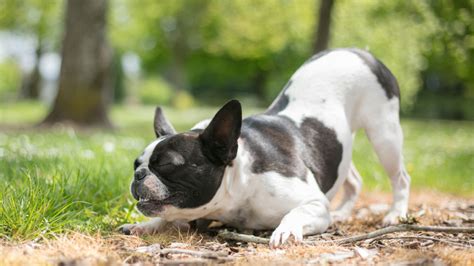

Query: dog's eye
left=158, top=163, right=174, bottom=171
left=150, top=162, right=175, bottom=176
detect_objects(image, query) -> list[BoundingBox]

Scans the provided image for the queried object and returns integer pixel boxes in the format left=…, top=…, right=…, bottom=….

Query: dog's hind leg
left=364, top=99, right=411, bottom=225
left=331, top=162, right=362, bottom=222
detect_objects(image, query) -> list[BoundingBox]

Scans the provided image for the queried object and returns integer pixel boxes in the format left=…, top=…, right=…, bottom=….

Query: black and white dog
left=120, top=48, right=411, bottom=247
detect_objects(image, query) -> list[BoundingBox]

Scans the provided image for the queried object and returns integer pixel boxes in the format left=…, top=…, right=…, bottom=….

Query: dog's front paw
left=119, top=223, right=146, bottom=236
left=119, top=222, right=161, bottom=236
left=382, top=210, right=406, bottom=226
left=269, top=223, right=303, bottom=248
left=330, top=210, right=351, bottom=222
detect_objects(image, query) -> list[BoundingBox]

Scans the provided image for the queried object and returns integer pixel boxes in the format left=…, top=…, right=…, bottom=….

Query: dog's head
left=130, top=100, right=242, bottom=217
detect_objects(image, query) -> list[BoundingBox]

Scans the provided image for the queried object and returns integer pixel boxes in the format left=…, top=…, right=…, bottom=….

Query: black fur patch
left=241, top=115, right=343, bottom=193
left=300, top=118, right=343, bottom=193
left=348, top=48, right=400, bottom=99
left=240, top=115, right=307, bottom=179
left=265, top=80, right=292, bottom=115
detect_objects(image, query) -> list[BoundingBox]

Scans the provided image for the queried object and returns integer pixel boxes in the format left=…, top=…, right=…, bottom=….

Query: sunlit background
left=0, top=0, right=472, bottom=240
left=0, top=0, right=472, bottom=116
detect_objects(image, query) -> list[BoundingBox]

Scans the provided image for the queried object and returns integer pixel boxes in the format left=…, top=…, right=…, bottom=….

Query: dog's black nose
left=134, top=168, right=148, bottom=181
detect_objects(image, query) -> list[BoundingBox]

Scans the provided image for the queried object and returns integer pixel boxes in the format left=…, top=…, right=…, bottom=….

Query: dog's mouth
left=136, top=194, right=181, bottom=216
left=136, top=195, right=169, bottom=206
left=136, top=197, right=167, bottom=216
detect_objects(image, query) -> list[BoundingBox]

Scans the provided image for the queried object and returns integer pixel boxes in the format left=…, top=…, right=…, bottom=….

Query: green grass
left=0, top=101, right=473, bottom=240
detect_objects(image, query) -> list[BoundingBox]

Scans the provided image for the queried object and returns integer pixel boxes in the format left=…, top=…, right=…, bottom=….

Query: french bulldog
left=120, top=48, right=411, bottom=247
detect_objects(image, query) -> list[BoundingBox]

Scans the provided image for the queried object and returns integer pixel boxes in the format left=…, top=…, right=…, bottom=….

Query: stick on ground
left=217, top=224, right=474, bottom=246
left=327, top=224, right=474, bottom=245
left=369, top=236, right=472, bottom=248
left=160, top=248, right=229, bottom=260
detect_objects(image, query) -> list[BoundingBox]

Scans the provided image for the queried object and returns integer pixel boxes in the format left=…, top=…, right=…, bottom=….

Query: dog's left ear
left=154, top=107, right=176, bottom=138
left=200, top=100, right=242, bottom=165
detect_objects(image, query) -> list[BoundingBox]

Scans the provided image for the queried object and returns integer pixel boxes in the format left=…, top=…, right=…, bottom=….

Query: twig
left=217, top=230, right=269, bottom=244
left=324, top=224, right=474, bottom=245
left=217, top=225, right=474, bottom=246
left=160, top=248, right=228, bottom=260
left=369, top=236, right=472, bottom=248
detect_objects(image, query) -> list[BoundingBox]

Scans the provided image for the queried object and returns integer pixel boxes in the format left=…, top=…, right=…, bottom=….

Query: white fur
left=133, top=137, right=170, bottom=201
left=331, top=162, right=362, bottom=222
left=124, top=49, right=411, bottom=246
left=137, top=138, right=163, bottom=168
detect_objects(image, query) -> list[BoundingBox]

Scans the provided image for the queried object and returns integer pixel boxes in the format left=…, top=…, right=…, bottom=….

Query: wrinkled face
left=130, top=100, right=242, bottom=217
left=131, top=131, right=226, bottom=216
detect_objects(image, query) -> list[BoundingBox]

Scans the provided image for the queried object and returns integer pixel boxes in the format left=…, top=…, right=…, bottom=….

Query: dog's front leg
left=120, top=218, right=190, bottom=236
left=119, top=217, right=168, bottom=235
left=270, top=198, right=331, bottom=248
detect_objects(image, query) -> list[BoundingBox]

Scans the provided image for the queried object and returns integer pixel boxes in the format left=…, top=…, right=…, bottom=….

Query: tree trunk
left=42, top=0, right=112, bottom=127
left=313, top=0, right=335, bottom=54
left=20, top=40, right=42, bottom=99
left=253, top=68, right=268, bottom=104
left=168, top=47, right=188, bottom=92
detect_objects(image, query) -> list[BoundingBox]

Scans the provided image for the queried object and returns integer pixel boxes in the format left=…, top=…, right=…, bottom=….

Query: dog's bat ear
left=200, top=99, right=242, bottom=165
left=154, top=107, right=176, bottom=138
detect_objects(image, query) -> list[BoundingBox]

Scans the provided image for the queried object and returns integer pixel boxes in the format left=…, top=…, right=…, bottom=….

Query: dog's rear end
left=272, top=48, right=410, bottom=225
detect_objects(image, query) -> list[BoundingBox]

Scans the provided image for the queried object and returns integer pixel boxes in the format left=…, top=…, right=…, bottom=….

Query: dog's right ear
left=154, top=107, right=176, bottom=138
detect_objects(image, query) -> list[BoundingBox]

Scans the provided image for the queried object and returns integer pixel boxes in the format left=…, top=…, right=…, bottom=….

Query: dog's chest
left=204, top=161, right=326, bottom=229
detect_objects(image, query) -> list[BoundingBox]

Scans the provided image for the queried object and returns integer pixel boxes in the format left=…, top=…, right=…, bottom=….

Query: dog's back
left=268, top=48, right=399, bottom=133
left=240, top=48, right=410, bottom=225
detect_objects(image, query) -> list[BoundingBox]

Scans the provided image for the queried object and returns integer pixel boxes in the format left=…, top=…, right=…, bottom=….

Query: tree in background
left=313, top=0, right=335, bottom=54
left=0, top=0, right=62, bottom=99
left=43, top=0, right=112, bottom=127
left=413, top=0, right=473, bottom=119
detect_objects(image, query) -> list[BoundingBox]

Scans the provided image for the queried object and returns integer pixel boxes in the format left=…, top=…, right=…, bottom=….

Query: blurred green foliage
left=412, top=0, right=474, bottom=120
left=0, top=60, right=21, bottom=99
left=109, top=0, right=473, bottom=113
left=0, top=0, right=472, bottom=117
left=0, top=0, right=62, bottom=38
left=137, top=77, right=174, bottom=105
left=110, top=0, right=314, bottom=105
left=422, top=0, right=473, bottom=93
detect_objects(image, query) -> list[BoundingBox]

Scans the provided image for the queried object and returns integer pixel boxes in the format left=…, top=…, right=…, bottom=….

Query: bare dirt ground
left=1, top=190, right=473, bottom=266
